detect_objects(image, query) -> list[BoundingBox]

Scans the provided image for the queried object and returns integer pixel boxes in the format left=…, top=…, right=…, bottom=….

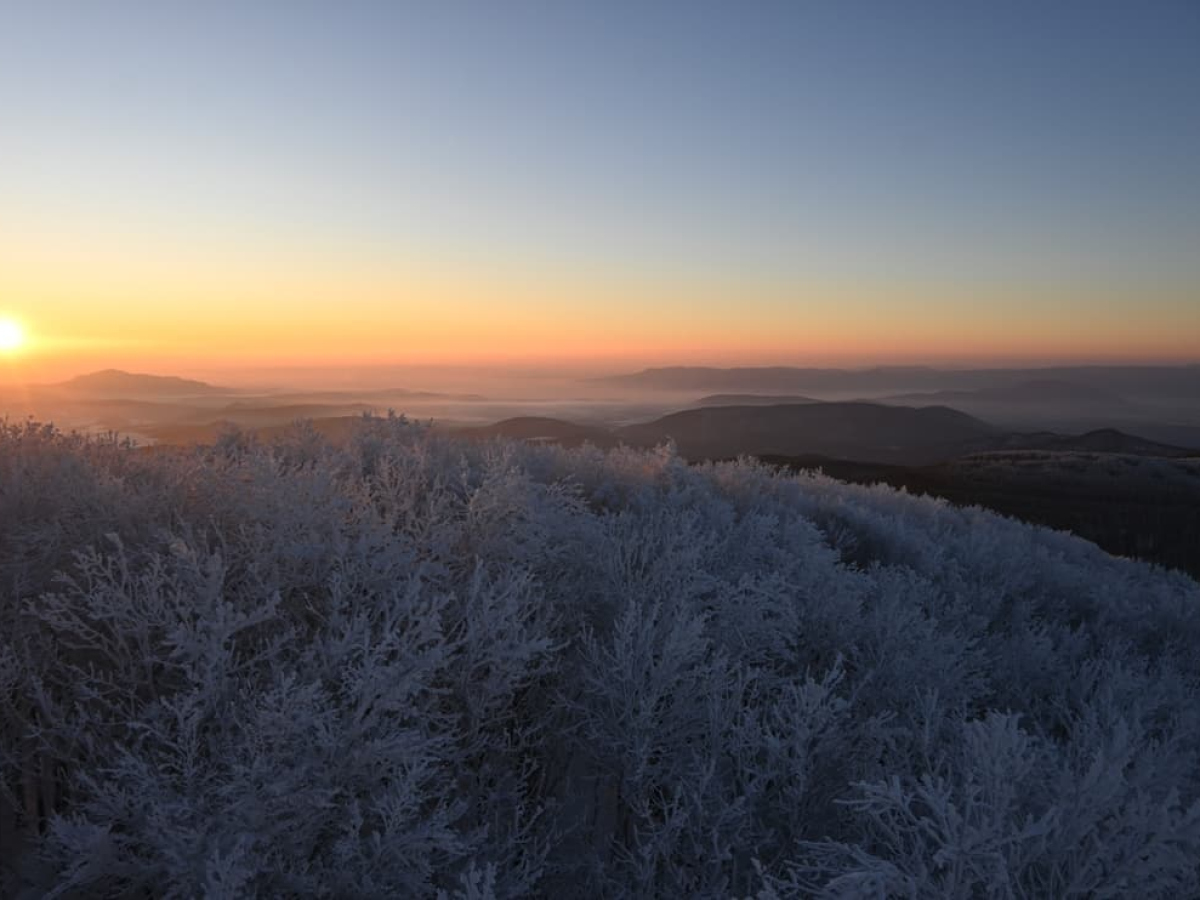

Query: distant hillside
left=764, top=449, right=1200, bottom=577
left=1008, top=428, right=1194, bottom=457
left=693, top=393, right=820, bottom=407
left=598, top=366, right=938, bottom=393
left=144, top=415, right=386, bottom=447
left=887, top=379, right=1130, bottom=406
left=52, top=369, right=232, bottom=398
left=617, top=402, right=997, bottom=464
left=458, top=416, right=615, bottom=448
left=599, top=365, right=1200, bottom=399
left=142, top=402, right=1197, bottom=466
left=462, top=406, right=1190, bottom=468
left=185, top=402, right=381, bottom=427
left=235, top=388, right=488, bottom=404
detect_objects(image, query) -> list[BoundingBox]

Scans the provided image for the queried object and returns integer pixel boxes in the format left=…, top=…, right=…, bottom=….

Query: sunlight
left=0, top=318, right=27, bottom=353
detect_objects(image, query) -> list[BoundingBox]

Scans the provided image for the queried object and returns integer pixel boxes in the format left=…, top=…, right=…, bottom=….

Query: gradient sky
left=2, top=0, right=1198, bottom=379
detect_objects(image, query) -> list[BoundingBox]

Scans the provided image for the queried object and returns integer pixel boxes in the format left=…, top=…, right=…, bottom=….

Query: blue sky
left=2, top=1, right=1198, bottom=369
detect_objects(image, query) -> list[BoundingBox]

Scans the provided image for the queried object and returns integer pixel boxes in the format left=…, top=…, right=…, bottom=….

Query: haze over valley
left=6, top=362, right=1199, bottom=452
left=6, top=361, right=1198, bottom=581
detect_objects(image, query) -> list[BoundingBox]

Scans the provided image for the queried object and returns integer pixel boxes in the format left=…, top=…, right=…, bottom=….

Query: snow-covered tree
left=1, top=417, right=1198, bottom=897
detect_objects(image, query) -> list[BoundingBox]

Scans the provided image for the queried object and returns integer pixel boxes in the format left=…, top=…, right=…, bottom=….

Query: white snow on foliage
left=1, top=416, right=1199, bottom=898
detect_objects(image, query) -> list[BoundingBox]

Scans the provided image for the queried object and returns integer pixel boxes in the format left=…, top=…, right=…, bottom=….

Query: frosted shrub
left=1, top=418, right=1198, bottom=897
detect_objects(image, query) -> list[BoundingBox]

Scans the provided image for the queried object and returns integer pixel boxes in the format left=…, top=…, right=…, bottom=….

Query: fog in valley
left=5, top=362, right=1200, bottom=449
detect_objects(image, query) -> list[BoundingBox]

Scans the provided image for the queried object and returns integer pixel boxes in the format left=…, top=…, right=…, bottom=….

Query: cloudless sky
left=2, top=0, right=1198, bottom=377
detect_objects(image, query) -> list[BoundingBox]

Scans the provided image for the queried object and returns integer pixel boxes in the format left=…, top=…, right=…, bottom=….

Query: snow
left=1, top=416, right=1198, bottom=897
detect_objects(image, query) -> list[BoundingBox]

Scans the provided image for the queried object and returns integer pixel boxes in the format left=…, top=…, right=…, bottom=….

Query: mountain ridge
left=49, top=369, right=233, bottom=398
left=459, top=404, right=1193, bottom=465
left=599, top=365, right=1200, bottom=398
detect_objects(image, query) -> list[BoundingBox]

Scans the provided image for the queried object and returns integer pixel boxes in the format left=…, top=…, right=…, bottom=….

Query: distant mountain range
left=885, top=379, right=1130, bottom=406
left=27, top=370, right=488, bottom=403
left=598, top=365, right=1200, bottom=399
left=463, top=402, right=1194, bottom=465
left=49, top=370, right=233, bottom=398
left=225, top=389, right=488, bottom=404
left=16, top=368, right=1199, bottom=462
left=692, top=393, right=820, bottom=407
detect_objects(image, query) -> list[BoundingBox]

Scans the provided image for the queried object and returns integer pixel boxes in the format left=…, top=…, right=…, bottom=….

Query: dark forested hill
left=456, top=416, right=616, bottom=447
left=617, top=402, right=998, bottom=464
left=763, top=450, right=1200, bottom=577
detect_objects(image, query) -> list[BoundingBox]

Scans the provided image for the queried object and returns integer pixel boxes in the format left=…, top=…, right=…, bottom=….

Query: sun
left=0, top=319, right=26, bottom=353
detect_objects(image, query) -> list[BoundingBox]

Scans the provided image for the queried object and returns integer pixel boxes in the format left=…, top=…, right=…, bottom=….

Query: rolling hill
left=617, top=402, right=998, bottom=464
left=994, top=427, right=1195, bottom=457
left=884, top=378, right=1132, bottom=406
left=763, top=448, right=1200, bottom=576
left=692, top=393, right=820, bottom=406
left=50, top=369, right=234, bottom=398
left=139, top=397, right=1196, bottom=470
left=599, top=364, right=1200, bottom=400
left=456, top=416, right=616, bottom=447
left=597, top=365, right=940, bottom=393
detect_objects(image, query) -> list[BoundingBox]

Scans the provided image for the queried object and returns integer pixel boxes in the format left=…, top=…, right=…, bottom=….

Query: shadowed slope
left=618, top=402, right=997, bottom=464
left=692, top=393, right=820, bottom=407
left=457, top=416, right=616, bottom=447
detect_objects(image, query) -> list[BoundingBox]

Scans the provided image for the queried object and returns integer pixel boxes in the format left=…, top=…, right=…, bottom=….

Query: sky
left=1, top=0, right=1198, bottom=381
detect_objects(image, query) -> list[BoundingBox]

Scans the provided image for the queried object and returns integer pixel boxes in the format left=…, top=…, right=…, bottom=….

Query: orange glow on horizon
left=2, top=225, right=1197, bottom=383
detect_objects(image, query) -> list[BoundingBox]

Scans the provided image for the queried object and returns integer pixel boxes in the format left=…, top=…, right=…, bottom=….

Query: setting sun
left=0, top=319, right=26, bottom=353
